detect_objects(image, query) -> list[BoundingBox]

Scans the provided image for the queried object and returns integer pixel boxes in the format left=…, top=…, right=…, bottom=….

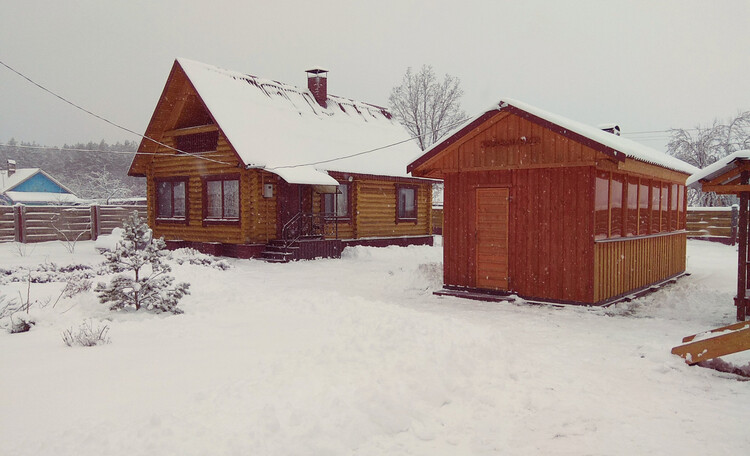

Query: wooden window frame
left=322, top=183, right=352, bottom=222
left=201, top=174, right=240, bottom=226
left=155, top=176, right=189, bottom=225
left=594, top=171, right=610, bottom=240
left=395, top=184, right=418, bottom=224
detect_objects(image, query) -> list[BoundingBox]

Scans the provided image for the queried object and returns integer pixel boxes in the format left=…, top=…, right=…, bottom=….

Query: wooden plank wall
left=686, top=207, right=737, bottom=242
left=0, top=206, right=14, bottom=242
left=593, top=232, right=686, bottom=302
left=19, top=205, right=92, bottom=243
left=424, top=111, right=599, bottom=174
left=444, top=167, right=594, bottom=303
left=98, top=205, right=148, bottom=235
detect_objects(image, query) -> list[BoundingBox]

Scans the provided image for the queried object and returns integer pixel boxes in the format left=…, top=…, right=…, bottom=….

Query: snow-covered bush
left=95, top=212, right=189, bottom=314
left=61, top=319, right=111, bottom=347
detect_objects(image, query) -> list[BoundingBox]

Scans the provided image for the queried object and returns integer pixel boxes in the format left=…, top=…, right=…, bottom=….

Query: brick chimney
left=306, top=67, right=329, bottom=107
left=7, top=159, right=16, bottom=176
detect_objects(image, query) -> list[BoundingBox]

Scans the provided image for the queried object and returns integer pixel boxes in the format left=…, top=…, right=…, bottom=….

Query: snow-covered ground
left=1, top=239, right=748, bottom=455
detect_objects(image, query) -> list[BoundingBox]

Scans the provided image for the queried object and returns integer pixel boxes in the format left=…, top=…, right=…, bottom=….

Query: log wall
left=354, top=178, right=431, bottom=238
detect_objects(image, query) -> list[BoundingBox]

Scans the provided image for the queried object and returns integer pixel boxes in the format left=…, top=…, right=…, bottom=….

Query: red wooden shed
left=408, top=99, right=699, bottom=305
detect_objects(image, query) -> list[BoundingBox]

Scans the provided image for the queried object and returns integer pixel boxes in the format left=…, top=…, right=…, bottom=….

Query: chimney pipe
left=306, top=67, right=329, bottom=108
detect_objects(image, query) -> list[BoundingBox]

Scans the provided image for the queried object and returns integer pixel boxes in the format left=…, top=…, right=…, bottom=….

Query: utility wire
left=0, top=58, right=234, bottom=166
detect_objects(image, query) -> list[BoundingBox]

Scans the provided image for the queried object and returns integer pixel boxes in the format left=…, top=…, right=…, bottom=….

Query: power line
left=0, top=58, right=234, bottom=167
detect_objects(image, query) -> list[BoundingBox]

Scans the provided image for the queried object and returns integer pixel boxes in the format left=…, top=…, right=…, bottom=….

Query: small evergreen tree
left=95, top=212, right=189, bottom=314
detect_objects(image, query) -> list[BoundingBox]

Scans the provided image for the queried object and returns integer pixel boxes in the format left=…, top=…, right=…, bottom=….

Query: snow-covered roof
left=413, top=99, right=699, bottom=176
left=686, top=150, right=750, bottom=188
left=0, top=168, right=39, bottom=193
left=176, top=58, right=424, bottom=184
left=3, top=191, right=82, bottom=204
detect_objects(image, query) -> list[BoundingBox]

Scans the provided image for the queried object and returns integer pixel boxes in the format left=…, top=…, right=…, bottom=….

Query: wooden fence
left=0, top=204, right=147, bottom=244
left=686, top=206, right=738, bottom=245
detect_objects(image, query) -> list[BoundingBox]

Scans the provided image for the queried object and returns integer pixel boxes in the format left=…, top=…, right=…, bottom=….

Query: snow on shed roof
left=412, top=99, right=699, bottom=176
left=176, top=58, right=423, bottom=182
left=686, top=150, right=750, bottom=188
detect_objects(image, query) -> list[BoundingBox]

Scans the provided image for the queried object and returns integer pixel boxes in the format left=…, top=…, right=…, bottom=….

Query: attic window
left=175, top=131, right=219, bottom=154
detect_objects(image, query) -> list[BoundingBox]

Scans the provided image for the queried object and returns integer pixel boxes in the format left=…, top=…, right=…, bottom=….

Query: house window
left=155, top=178, right=188, bottom=222
left=323, top=184, right=350, bottom=218
left=396, top=185, right=418, bottom=222
left=203, top=175, right=239, bottom=222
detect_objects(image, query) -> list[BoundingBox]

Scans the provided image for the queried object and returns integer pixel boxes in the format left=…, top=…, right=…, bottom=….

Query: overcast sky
left=1, top=0, right=748, bottom=153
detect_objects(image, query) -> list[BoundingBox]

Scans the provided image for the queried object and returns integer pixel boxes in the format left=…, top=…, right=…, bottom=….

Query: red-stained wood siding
left=444, top=167, right=594, bottom=303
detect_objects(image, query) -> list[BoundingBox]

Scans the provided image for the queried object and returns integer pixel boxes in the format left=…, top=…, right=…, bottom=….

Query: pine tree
left=95, top=212, right=189, bottom=314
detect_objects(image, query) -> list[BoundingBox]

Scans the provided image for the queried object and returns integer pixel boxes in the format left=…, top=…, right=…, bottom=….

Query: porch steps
left=261, top=236, right=342, bottom=262
left=261, top=240, right=299, bottom=263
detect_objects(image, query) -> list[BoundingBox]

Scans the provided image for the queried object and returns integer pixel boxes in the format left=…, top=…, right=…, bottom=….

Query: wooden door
left=475, top=187, right=510, bottom=290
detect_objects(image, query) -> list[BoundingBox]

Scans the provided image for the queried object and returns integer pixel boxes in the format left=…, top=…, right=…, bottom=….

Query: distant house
left=408, top=99, right=698, bottom=305
left=0, top=161, right=81, bottom=205
left=128, top=58, right=433, bottom=260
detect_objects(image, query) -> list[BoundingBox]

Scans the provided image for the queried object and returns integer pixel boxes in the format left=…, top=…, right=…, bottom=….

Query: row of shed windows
left=594, top=171, right=685, bottom=240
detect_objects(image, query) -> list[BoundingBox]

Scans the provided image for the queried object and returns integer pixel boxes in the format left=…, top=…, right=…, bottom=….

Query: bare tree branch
left=389, top=65, right=467, bottom=151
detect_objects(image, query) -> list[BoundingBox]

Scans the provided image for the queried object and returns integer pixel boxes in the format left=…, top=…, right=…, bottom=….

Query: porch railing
left=281, top=212, right=339, bottom=246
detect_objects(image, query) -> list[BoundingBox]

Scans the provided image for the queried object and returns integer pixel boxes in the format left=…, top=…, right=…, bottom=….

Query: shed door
left=475, top=187, right=509, bottom=290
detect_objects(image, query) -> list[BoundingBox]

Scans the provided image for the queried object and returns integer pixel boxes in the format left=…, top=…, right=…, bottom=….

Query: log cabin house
left=407, top=99, right=699, bottom=305
left=128, top=59, right=433, bottom=261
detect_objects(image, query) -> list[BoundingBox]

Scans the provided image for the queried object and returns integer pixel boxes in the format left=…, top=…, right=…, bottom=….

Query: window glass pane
left=610, top=174, right=623, bottom=238
left=651, top=183, right=660, bottom=233
left=336, top=185, right=349, bottom=217
left=223, top=180, right=239, bottom=218
left=638, top=181, right=649, bottom=235
left=173, top=181, right=186, bottom=217
left=626, top=179, right=638, bottom=236
left=594, top=173, right=609, bottom=240
left=323, top=193, right=334, bottom=215
left=399, top=187, right=416, bottom=219
left=206, top=180, right=222, bottom=218
left=157, top=181, right=172, bottom=218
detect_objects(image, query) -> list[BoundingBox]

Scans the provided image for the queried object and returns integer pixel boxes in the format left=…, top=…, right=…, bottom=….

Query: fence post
left=13, top=204, right=25, bottom=243
left=731, top=204, right=739, bottom=246
left=90, top=204, right=100, bottom=241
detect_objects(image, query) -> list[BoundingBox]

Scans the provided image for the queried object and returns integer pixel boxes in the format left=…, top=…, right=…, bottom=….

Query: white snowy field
left=0, top=238, right=748, bottom=455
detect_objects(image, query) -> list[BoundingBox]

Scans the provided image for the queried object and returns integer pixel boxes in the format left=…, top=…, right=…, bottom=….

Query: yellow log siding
left=354, top=179, right=431, bottom=238
left=593, top=232, right=686, bottom=303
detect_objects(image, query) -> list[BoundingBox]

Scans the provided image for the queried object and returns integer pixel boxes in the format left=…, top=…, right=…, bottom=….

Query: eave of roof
left=686, top=150, right=750, bottom=188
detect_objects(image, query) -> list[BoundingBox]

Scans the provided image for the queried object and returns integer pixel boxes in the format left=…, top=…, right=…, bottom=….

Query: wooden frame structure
left=408, top=99, right=698, bottom=305
left=688, top=150, right=750, bottom=320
